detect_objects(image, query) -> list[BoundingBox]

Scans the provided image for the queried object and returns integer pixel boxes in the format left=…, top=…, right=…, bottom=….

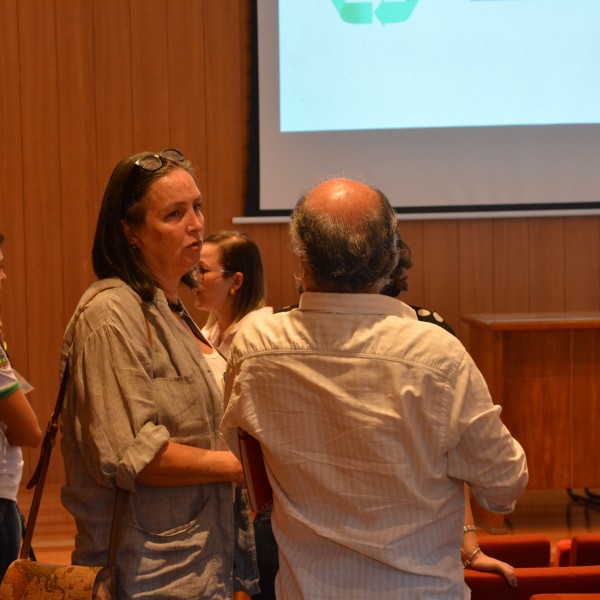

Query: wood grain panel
left=492, top=218, right=530, bottom=313
left=202, top=1, right=248, bottom=232
left=165, top=1, right=209, bottom=185
left=564, top=217, right=600, bottom=310
left=55, top=0, right=99, bottom=315
left=421, top=220, right=460, bottom=336
left=528, top=218, right=566, bottom=311
left=130, top=0, right=171, bottom=150
left=571, top=330, right=600, bottom=486
left=458, top=219, right=495, bottom=344
left=92, top=0, right=135, bottom=183
left=17, top=0, right=66, bottom=483
left=502, top=331, right=572, bottom=488
left=239, top=223, right=287, bottom=309
left=0, top=0, right=34, bottom=476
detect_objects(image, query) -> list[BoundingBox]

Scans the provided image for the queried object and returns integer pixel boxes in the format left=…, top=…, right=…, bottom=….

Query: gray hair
left=290, top=185, right=399, bottom=293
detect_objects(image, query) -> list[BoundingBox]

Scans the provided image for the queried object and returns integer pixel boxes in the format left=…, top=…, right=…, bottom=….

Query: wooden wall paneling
left=502, top=330, right=572, bottom=488
left=17, top=0, right=65, bottom=483
left=236, top=223, right=284, bottom=310
left=0, top=0, right=26, bottom=356
left=528, top=217, right=566, bottom=311
left=202, top=1, right=247, bottom=232
left=92, top=0, right=135, bottom=184
left=571, top=330, right=600, bottom=486
left=421, top=220, right=460, bottom=338
left=130, top=0, right=171, bottom=150
left=491, top=218, right=530, bottom=313
left=0, top=0, right=34, bottom=474
left=55, top=0, right=99, bottom=318
left=564, top=216, right=600, bottom=310
left=165, top=1, right=209, bottom=187
left=457, top=219, right=495, bottom=345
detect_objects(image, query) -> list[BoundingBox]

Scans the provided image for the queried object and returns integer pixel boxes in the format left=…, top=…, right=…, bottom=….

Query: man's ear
left=121, top=219, right=139, bottom=247
left=297, top=260, right=312, bottom=292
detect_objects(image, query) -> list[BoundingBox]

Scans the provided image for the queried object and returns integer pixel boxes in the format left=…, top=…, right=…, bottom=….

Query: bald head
left=305, top=178, right=383, bottom=229
left=290, top=177, right=399, bottom=293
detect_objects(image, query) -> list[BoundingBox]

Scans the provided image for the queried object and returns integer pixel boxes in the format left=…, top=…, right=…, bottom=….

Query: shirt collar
left=298, top=292, right=417, bottom=320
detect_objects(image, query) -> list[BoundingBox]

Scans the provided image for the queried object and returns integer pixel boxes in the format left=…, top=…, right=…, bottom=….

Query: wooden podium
left=462, top=311, right=600, bottom=531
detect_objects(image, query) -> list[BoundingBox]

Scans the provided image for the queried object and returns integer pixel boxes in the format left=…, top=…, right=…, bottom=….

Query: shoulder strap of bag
left=20, top=361, right=71, bottom=559
left=21, top=359, right=128, bottom=565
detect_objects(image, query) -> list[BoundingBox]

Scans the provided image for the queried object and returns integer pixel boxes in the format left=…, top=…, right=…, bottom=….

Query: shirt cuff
left=115, top=422, right=171, bottom=491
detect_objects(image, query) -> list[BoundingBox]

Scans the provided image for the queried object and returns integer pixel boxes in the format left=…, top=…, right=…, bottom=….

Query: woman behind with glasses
left=59, top=150, right=258, bottom=599
left=193, top=231, right=272, bottom=357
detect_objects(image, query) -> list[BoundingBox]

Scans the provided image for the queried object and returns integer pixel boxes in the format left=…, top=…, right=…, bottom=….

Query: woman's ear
left=232, top=271, right=244, bottom=292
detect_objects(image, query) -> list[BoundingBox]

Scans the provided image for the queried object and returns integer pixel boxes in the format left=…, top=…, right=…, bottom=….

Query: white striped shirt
left=221, top=292, right=528, bottom=599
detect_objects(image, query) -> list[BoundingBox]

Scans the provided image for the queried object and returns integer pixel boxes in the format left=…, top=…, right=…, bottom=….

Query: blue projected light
left=279, top=0, right=600, bottom=132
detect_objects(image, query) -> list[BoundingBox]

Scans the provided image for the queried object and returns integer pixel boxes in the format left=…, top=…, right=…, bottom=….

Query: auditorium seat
left=466, top=535, right=600, bottom=599
left=466, top=565, right=600, bottom=600
left=553, top=534, right=600, bottom=567
left=478, top=534, right=552, bottom=567
left=529, top=595, right=600, bottom=600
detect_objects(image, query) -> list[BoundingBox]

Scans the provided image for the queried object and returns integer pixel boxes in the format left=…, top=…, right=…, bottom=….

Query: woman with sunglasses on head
left=193, top=231, right=272, bottom=357
left=0, top=231, right=42, bottom=582
left=59, top=150, right=258, bottom=599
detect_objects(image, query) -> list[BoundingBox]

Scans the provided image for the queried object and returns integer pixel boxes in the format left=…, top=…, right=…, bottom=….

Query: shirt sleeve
left=221, top=359, right=242, bottom=460
left=68, top=321, right=170, bottom=491
left=0, top=345, right=20, bottom=399
left=446, top=353, right=528, bottom=513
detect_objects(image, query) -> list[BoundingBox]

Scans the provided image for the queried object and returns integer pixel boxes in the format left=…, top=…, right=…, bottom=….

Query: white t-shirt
left=0, top=345, right=23, bottom=502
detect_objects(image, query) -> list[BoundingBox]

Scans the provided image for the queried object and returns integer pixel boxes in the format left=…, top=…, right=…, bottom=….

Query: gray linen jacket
left=59, top=278, right=258, bottom=599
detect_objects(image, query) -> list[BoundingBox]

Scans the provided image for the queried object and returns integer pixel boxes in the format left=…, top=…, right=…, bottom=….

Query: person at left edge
left=58, top=149, right=259, bottom=599
left=0, top=231, right=42, bottom=582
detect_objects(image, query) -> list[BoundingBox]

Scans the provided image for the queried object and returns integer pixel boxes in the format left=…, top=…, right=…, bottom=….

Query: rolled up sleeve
left=447, top=354, right=529, bottom=513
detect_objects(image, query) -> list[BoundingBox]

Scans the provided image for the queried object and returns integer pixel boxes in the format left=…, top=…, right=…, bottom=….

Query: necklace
left=168, top=298, right=185, bottom=316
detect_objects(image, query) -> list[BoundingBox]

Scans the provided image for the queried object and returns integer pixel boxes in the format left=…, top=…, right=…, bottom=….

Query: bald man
left=221, top=178, right=528, bottom=600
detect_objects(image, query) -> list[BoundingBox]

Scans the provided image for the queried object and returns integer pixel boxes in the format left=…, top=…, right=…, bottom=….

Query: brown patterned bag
left=0, top=561, right=114, bottom=600
left=0, top=363, right=126, bottom=600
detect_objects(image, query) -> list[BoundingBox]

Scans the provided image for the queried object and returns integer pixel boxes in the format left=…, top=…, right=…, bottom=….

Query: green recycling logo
left=331, top=0, right=420, bottom=25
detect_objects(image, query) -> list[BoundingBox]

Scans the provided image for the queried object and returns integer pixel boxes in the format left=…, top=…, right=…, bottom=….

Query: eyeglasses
left=135, top=148, right=185, bottom=172
left=197, top=266, right=230, bottom=279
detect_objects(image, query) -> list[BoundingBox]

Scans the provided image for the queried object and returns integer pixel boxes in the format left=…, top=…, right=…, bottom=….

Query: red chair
left=478, top=534, right=552, bottom=567
left=569, top=535, right=600, bottom=567
left=553, top=534, right=600, bottom=567
left=465, top=535, right=600, bottom=600
left=466, top=565, right=600, bottom=600
left=530, top=595, right=600, bottom=600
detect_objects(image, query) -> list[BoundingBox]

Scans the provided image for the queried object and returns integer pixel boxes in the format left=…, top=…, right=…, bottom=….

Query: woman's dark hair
left=380, top=233, right=413, bottom=297
left=92, top=151, right=198, bottom=301
left=0, top=232, right=4, bottom=246
left=204, top=230, right=266, bottom=324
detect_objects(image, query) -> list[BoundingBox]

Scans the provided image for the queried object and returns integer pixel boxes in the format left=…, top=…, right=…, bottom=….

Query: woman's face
left=124, top=168, right=204, bottom=288
left=194, top=242, right=237, bottom=315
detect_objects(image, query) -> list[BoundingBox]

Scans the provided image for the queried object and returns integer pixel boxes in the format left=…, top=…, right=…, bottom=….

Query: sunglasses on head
left=135, top=148, right=185, bottom=172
